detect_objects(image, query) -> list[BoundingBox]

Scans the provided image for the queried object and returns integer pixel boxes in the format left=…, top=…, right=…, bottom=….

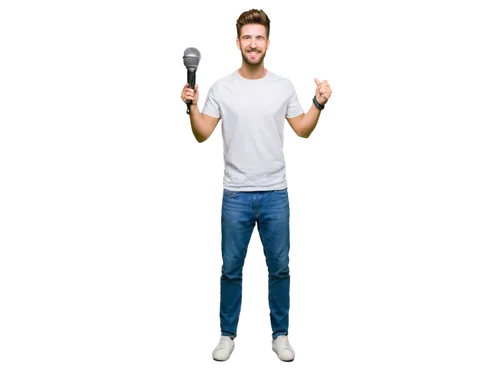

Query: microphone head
left=183, top=47, right=201, bottom=71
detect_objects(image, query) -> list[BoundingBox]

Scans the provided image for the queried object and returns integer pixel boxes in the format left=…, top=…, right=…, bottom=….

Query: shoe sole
left=269, top=348, right=297, bottom=365
left=210, top=346, right=238, bottom=364
left=210, top=357, right=232, bottom=365
left=210, top=354, right=234, bottom=364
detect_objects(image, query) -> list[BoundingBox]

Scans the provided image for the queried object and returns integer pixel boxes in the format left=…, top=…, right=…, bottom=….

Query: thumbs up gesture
left=314, top=78, right=332, bottom=106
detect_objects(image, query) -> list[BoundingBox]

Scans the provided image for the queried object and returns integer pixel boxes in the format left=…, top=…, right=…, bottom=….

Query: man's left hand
left=314, top=78, right=332, bottom=106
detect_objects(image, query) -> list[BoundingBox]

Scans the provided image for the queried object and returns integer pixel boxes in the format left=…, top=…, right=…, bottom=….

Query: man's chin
left=243, top=56, right=264, bottom=65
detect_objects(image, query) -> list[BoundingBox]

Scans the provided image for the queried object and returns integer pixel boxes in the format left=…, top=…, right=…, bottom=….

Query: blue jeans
left=220, top=187, right=290, bottom=340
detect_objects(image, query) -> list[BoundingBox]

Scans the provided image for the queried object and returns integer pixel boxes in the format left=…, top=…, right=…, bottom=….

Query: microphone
left=183, top=47, right=201, bottom=114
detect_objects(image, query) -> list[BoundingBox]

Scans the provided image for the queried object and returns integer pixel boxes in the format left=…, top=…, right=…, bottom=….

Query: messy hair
left=236, top=9, right=270, bottom=39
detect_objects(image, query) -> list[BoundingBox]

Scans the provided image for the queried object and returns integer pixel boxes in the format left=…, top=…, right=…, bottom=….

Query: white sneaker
left=272, top=335, right=295, bottom=362
left=212, top=335, right=235, bottom=361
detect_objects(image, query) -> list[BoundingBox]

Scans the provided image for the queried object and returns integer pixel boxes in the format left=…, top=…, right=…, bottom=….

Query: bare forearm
left=188, top=104, right=208, bottom=142
left=300, top=103, right=322, bottom=138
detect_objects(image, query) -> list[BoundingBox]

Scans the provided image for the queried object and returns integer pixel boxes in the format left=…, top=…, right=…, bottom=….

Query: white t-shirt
left=202, top=69, right=304, bottom=191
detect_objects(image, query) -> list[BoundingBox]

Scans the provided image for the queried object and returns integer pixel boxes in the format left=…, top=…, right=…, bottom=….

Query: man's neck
left=238, top=66, right=268, bottom=80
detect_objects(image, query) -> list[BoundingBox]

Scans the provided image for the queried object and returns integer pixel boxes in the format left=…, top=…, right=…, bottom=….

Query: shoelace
left=217, top=337, right=229, bottom=350
left=275, top=336, right=295, bottom=351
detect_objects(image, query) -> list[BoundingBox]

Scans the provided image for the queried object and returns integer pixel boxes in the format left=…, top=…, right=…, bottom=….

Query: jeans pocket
left=276, top=187, right=287, bottom=193
left=223, top=189, right=240, bottom=198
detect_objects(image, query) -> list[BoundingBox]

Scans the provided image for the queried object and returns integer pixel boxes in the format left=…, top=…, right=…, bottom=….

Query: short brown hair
left=236, top=9, right=270, bottom=39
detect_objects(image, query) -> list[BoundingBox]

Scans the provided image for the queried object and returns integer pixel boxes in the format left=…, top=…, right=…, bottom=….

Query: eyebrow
left=242, top=35, right=265, bottom=38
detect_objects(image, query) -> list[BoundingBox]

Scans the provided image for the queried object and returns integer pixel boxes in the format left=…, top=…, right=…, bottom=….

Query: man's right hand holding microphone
left=181, top=83, right=199, bottom=106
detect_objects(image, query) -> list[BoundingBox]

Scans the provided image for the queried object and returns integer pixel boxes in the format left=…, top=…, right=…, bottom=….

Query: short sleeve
left=285, top=81, right=304, bottom=118
left=202, top=84, right=220, bottom=118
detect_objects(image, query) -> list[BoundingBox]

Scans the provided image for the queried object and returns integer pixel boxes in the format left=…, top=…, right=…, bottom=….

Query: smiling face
left=236, top=24, right=270, bottom=66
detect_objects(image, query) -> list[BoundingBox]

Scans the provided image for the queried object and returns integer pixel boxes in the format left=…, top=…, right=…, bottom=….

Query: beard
left=241, top=48, right=266, bottom=66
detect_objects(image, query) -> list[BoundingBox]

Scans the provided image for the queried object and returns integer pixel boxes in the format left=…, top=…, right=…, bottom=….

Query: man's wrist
left=186, top=102, right=198, bottom=116
left=311, top=95, right=326, bottom=111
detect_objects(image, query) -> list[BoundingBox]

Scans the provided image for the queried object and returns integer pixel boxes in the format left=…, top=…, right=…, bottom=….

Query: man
left=180, top=9, right=331, bottom=362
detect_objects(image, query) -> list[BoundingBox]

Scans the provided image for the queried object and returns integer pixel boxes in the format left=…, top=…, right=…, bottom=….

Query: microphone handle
left=186, top=70, right=196, bottom=114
